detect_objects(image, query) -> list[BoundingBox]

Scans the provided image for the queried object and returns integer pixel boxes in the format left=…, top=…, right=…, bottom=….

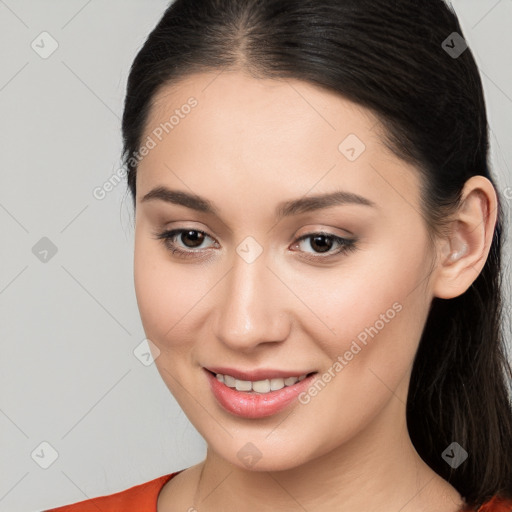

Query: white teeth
left=215, top=372, right=309, bottom=393
left=224, top=374, right=236, bottom=387
left=235, top=380, right=252, bottom=391
left=252, top=379, right=271, bottom=393
left=270, top=378, right=285, bottom=391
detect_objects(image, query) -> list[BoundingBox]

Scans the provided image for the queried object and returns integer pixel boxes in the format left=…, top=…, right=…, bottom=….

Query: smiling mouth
left=205, top=369, right=317, bottom=394
left=204, top=368, right=318, bottom=418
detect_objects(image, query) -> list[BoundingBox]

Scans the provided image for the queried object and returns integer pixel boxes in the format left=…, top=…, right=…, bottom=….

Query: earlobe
left=432, top=176, right=498, bottom=300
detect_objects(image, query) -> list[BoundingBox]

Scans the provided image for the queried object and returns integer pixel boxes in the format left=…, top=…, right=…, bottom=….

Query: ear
left=432, top=175, right=498, bottom=300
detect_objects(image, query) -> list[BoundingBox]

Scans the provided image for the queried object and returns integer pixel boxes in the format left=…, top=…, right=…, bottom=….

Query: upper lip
left=204, top=366, right=315, bottom=381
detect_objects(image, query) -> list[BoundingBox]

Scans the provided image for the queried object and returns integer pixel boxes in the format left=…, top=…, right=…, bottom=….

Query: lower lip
left=204, top=369, right=316, bottom=419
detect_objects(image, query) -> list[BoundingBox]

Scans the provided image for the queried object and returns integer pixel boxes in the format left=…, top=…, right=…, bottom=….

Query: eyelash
left=152, top=228, right=357, bottom=262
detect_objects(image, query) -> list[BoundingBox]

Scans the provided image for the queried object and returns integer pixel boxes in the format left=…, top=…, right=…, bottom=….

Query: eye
left=291, top=232, right=357, bottom=261
left=152, top=228, right=218, bottom=260
left=151, top=228, right=357, bottom=261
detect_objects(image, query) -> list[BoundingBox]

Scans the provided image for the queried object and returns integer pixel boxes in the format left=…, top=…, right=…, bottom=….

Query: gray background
left=0, top=1, right=511, bottom=511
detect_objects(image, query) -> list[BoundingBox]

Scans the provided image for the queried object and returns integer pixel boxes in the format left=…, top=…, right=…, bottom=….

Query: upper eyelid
left=157, top=219, right=354, bottom=238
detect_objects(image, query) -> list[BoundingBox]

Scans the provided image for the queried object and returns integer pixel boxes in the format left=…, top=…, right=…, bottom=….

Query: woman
left=46, top=0, right=512, bottom=510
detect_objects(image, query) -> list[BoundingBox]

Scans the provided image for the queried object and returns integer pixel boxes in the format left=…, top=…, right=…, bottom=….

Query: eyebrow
left=140, top=186, right=376, bottom=219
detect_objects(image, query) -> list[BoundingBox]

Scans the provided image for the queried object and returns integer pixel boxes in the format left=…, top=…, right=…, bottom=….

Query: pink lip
left=204, top=368, right=317, bottom=419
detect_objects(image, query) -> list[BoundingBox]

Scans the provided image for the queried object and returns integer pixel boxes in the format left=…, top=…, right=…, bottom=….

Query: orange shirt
left=463, top=497, right=512, bottom=512
left=44, top=471, right=182, bottom=512
left=45, top=471, right=512, bottom=512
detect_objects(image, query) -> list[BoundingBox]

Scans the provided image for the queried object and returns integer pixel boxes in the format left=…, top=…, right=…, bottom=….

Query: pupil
left=311, top=235, right=332, bottom=253
left=183, top=230, right=204, bottom=248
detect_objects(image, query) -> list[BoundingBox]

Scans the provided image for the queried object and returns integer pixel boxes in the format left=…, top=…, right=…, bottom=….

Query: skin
left=132, top=70, right=498, bottom=512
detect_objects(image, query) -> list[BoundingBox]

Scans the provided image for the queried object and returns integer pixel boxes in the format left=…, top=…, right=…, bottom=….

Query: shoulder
left=470, top=495, right=512, bottom=512
left=44, top=471, right=183, bottom=512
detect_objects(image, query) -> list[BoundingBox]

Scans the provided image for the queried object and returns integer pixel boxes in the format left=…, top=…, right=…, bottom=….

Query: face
left=133, top=70, right=439, bottom=471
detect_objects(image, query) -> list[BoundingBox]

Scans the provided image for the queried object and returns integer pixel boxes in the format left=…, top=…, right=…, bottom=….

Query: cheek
left=307, top=231, right=432, bottom=375
left=287, top=248, right=431, bottom=452
left=133, top=239, right=206, bottom=405
left=133, top=232, right=197, bottom=349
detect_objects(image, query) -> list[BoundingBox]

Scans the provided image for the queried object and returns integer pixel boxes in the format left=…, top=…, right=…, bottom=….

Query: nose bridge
left=213, top=244, right=288, bottom=350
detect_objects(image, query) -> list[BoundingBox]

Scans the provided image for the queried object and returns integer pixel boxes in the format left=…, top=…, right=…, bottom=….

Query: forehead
left=145, top=70, right=379, bottom=146
left=136, top=70, right=422, bottom=218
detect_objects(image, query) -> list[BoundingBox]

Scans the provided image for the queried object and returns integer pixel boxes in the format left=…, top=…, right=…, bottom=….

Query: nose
left=212, top=247, right=290, bottom=352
